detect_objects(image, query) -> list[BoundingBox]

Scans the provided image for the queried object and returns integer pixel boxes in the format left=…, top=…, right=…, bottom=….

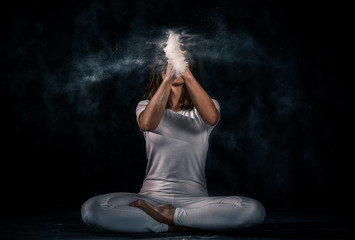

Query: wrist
left=161, top=78, right=173, bottom=86
left=182, top=72, right=193, bottom=83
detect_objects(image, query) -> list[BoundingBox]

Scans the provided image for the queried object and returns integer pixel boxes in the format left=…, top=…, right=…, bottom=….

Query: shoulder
left=136, top=100, right=149, bottom=115
left=137, top=100, right=149, bottom=107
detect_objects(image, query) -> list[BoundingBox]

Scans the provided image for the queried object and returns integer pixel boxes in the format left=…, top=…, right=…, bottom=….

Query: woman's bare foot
left=129, top=199, right=176, bottom=225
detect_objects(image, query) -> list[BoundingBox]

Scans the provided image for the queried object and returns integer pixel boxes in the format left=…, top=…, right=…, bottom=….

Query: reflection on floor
left=0, top=211, right=352, bottom=240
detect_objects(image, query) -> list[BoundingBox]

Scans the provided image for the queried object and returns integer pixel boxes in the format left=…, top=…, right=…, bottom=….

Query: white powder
left=163, top=30, right=188, bottom=77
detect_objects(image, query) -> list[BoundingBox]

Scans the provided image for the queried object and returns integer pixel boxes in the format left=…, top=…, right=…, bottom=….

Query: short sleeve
left=212, top=99, right=221, bottom=120
left=136, top=100, right=149, bottom=131
left=206, top=98, right=221, bottom=134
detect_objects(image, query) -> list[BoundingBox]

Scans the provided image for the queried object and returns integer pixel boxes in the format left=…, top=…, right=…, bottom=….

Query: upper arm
left=136, top=100, right=149, bottom=131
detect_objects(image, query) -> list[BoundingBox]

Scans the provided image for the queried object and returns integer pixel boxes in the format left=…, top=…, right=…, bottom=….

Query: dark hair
left=143, top=46, right=202, bottom=111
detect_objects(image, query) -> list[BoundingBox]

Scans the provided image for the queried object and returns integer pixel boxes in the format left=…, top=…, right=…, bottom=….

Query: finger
left=167, top=64, right=175, bottom=75
left=167, top=63, right=174, bottom=71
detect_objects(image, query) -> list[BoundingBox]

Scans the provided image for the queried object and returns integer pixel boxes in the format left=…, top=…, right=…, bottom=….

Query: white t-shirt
left=136, top=99, right=220, bottom=197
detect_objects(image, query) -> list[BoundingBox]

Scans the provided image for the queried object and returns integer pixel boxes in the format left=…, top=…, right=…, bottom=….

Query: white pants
left=81, top=192, right=266, bottom=233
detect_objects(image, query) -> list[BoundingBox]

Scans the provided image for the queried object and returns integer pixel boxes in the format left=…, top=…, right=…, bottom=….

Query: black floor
left=0, top=211, right=352, bottom=240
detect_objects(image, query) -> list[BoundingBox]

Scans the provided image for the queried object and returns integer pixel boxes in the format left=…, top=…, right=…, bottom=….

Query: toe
left=129, top=200, right=138, bottom=207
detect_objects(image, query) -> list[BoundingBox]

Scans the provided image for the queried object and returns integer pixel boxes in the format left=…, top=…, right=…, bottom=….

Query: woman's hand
left=182, top=66, right=193, bottom=80
left=162, top=63, right=175, bottom=83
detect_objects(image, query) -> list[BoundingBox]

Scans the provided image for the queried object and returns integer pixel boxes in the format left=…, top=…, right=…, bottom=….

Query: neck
left=170, top=84, right=183, bottom=111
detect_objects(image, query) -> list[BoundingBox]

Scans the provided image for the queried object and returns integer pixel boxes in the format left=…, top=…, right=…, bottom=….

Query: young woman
left=81, top=50, right=266, bottom=233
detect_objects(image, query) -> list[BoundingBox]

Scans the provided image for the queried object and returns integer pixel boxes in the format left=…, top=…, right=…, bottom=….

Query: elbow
left=138, top=113, right=151, bottom=131
left=139, top=121, right=151, bottom=131
left=207, top=118, right=219, bottom=127
left=206, top=111, right=220, bottom=126
left=139, top=119, right=157, bottom=131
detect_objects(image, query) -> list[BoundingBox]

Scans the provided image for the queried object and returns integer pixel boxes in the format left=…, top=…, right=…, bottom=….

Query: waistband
left=139, top=179, right=208, bottom=198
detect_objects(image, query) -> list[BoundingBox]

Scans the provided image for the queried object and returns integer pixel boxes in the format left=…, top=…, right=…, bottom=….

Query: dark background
left=1, top=0, right=351, bottom=218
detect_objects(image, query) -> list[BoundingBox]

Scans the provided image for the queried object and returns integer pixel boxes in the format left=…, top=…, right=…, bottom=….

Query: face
left=161, top=70, right=185, bottom=86
left=172, top=77, right=184, bottom=86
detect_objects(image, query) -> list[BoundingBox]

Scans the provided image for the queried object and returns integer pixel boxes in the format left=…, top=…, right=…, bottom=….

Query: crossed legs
left=81, top=192, right=265, bottom=233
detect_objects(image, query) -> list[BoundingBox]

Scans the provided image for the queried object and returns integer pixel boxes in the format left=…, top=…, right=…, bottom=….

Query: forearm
left=183, top=71, right=220, bottom=126
left=139, top=80, right=172, bottom=131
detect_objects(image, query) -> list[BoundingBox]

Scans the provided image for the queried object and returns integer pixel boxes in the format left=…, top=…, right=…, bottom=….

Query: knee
left=242, top=199, right=266, bottom=227
left=229, top=198, right=265, bottom=228
left=81, top=197, right=98, bottom=225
